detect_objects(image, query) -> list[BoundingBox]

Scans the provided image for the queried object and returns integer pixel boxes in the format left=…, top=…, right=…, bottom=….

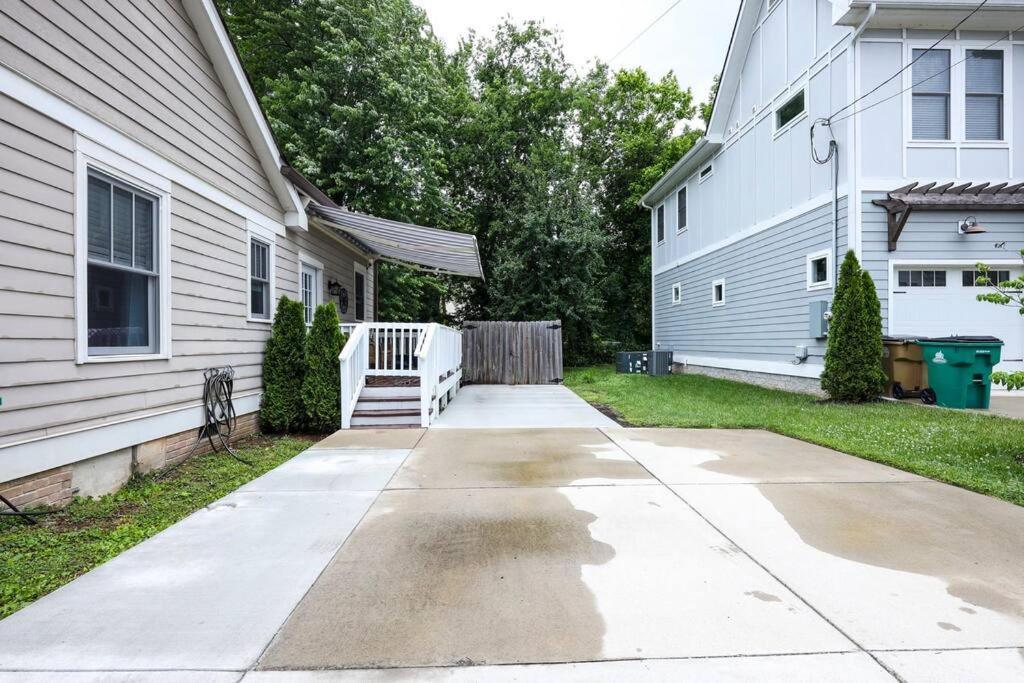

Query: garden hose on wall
left=158, top=366, right=252, bottom=480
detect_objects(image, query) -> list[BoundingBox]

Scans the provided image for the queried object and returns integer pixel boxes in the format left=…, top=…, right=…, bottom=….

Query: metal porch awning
left=308, top=203, right=484, bottom=279
left=873, top=181, right=1024, bottom=251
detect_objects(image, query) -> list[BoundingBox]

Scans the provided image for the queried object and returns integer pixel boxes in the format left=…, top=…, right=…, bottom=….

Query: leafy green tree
left=821, top=251, right=887, bottom=402
left=577, top=64, right=699, bottom=351
left=260, top=298, right=307, bottom=432
left=303, top=303, right=346, bottom=432
left=974, top=258, right=1024, bottom=389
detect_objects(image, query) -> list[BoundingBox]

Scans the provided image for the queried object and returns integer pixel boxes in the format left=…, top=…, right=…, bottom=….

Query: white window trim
left=247, top=221, right=277, bottom=324
left=676, top=187, right=688, bottom=234
left=74, top=141, right=172, bottom=364
left=698, top=164, right=714, bottom=183
left=902, top=40, right=1012, bottom=154
left=806, top=249, right=832, bottom=291
left=711, top=278, right=726, bottom=307
left=298, top=250, right=324, bottom=326
left=671, top=283, right=682, bottom=305
left=353, top=261, right=368, bottom=322
left=773, top=87, right=808, bottom=138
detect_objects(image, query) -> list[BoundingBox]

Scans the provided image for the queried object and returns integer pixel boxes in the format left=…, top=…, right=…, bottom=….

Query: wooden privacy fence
left=462, top=320, right=563, bottom=385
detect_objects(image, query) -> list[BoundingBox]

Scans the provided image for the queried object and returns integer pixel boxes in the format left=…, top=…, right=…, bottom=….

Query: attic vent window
left=776, top=90, right=806, bottom=131
left=699, top=165, right=713, bottom=182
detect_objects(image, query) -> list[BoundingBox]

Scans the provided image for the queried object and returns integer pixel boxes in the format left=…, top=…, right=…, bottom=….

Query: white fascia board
left=641, top=137, right=722, bottom=206
left=182, top=0, right=308, bottom=231
left=706, top=0, right=763, bottom=139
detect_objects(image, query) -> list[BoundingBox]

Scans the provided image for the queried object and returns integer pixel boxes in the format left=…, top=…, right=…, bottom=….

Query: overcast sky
left=415, top=0, right=741, bottom=105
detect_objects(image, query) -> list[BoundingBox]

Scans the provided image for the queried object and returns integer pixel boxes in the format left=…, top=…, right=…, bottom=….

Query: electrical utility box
left=809, top=301, right=830, bottom=339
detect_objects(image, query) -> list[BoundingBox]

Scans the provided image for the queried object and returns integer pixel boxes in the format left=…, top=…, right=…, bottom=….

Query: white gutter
left=639, top=137, right=720, bottom=207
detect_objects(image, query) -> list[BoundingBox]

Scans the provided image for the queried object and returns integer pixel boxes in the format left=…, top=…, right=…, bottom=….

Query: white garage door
left=890, top=265, right=1023, bottom=362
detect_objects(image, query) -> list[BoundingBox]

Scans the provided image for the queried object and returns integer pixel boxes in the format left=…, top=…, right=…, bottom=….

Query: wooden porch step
left=352, top=408, right=420, bottom=418
left=365, top=376, right=420, bottom=388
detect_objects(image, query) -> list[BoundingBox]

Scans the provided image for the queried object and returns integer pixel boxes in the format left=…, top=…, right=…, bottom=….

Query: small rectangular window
left=712, top=279, right=725, bottom=307
left=912, top=48, right=951, bottom=140
left=776, top=90, right=805, bottom=130
left=807, top=251, right=830, bottom=290
left=300, top=262, right=321, bottom=326
left=676, top=188, right=687, bottom=232
left=656, top=205, right=665, bottom=243
left=964, top=269, right=1009, bottom=286
left=86, top=171, right=160, bottom=356
left=354, top=264, right=366, bottom=321
left=897, top=269, right=947, bottom=288
left=966, top=50, right=1003, bottom=140
left=250, top=237, right=271, bottom=320
left=671, top=283, right=681, bottom=304
left=699, top=165, right=713, bottom=182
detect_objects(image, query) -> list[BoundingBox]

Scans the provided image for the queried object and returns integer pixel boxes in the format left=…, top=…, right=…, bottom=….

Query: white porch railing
left=338, top=322, right=462, bottom=428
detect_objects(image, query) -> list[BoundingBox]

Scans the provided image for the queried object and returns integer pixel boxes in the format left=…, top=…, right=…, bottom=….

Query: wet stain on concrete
left=745, top=590, right=782, bottom=603
left=390, top=428, right=653, bottom=489
left=740, top=483, right=1024, bottom=619
left=960, top=607, right=977, bottom=615
left=937, top=622, right=962, bottom=632
left=259, top=487, right=615, bottom=669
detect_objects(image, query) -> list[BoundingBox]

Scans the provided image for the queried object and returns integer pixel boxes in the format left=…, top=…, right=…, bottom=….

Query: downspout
left=839, top=2, right=877, bottom=284
left=639, top=198, right=656, bottom=351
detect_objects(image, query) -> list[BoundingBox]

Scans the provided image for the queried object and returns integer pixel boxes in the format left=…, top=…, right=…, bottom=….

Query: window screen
left=966, top=50, right=1003, bottom=140
left=912, top=49, right=950, bottom=140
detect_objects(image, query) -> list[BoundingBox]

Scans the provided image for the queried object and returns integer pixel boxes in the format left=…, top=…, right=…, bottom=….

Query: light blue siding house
left=645, top=0, right=1024, bottom=392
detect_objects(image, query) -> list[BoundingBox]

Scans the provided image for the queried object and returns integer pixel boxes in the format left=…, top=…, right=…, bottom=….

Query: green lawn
left=566, top=366, right=1024, bottom=506
left=0, top=435, right=312, bottom=620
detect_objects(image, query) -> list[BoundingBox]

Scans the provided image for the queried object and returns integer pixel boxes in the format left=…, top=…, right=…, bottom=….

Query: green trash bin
left=916, top=336, right=1003, bottom=409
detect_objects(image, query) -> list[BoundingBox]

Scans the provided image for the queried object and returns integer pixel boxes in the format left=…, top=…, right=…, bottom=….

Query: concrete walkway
left=431, top=384, right=618, bottom=428
left=2, top=425, right=1024, bottom=681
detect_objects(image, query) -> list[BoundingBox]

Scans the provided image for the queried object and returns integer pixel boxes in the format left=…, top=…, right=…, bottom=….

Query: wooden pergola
left=872, top=181, right=1024, bottom=251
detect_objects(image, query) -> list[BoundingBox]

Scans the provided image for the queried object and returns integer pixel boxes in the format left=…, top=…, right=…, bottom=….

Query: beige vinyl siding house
left=0, top=0, right=375, bottom=505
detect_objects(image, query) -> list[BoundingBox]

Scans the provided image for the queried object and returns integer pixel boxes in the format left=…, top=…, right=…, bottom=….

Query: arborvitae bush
left=303, top=303, right=346, bottom=433
left=260, top=297, right=307, bottom=432
left=820, top=250, right=887, bottom=402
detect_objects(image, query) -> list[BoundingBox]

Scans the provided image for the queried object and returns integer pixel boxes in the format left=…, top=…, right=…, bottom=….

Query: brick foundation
left=1, top=411, right=261, bottom=510
left=0, top=465, right=73, bottom=510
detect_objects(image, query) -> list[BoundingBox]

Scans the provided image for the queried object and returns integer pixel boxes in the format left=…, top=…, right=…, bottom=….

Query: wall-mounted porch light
left=958, top=216, right=989, bottom=236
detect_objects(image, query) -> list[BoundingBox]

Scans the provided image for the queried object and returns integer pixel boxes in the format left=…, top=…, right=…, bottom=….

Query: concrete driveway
left=2, top=425, right=1024, bottom=681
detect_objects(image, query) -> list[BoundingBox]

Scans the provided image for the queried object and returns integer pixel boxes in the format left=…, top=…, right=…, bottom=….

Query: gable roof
left=181, top=0, right=307, bottom=230
left=641, top=0, right=761, bottom=207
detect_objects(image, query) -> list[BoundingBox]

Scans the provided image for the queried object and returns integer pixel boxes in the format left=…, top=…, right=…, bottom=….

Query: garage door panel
left=890, top=266, right=1022, bottom=361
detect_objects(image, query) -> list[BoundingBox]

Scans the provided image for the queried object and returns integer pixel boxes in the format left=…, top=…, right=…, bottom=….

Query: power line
left=608, top=0, right=684, bottom=63
left=829, top=24, right=1023, bottom=126
left=828, top=0, right=988, bottom=121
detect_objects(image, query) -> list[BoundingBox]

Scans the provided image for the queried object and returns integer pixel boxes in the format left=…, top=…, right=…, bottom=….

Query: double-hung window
left=676, top=188, right=687, bottom=232
left=299, top=256, right=323, bottom=326
left=249, top=237, right=272, bottom=321
left=965, top=50, right=1003, bottom=140
left=86, top=171, right=160, bottom=356
left=911, top=48, right=951, bottom=140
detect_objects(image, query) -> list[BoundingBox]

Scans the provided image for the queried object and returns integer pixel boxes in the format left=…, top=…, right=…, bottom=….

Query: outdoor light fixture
left=958, top=216, right=988, bottom=236
left=327, top=280, right=349, bottom=313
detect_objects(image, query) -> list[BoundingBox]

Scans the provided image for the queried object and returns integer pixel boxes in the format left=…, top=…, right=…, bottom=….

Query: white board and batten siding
left=0, top=0, right=373, bottom=483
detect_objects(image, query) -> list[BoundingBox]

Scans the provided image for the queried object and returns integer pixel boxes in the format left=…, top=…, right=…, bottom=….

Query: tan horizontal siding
left=0, top=0, right=283, bottom=221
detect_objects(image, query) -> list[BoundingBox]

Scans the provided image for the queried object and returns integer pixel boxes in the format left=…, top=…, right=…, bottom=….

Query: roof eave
left=640, top=137, right=721, bottom=207
left=182, top=0, right=308, bottom=231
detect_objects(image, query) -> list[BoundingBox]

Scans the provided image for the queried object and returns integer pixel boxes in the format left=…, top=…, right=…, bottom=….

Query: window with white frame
left=896, top=269, right=947, bottom=288
left=85, top=170, right=161, bottom=356
left=806, top=250, right=831, bottom=290
left=911, top=48, right=951, bottom=140
left=656, top=205, right=665, bottom=243
left=962, top=269, right=1010, bottom=287
left=249, top=236, right=272, bottom=320
left=775, top=90, right=805, bottom=131
left=711, top=278, right=725, bottom=307
left=699, top=164, right=713, bottom=182
left=671, top=283, right=681, bottom=304
left=676, top=187, right=687, bottom=232
left=300, top=257, right=323, bottom=326
left=965, top=49, right=1003, bottom=140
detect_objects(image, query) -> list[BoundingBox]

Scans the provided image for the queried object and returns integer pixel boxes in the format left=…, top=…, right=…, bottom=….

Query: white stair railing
left=338, top=324, right=369, bottom=429
left=339, top=321, right=462, bottom=429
